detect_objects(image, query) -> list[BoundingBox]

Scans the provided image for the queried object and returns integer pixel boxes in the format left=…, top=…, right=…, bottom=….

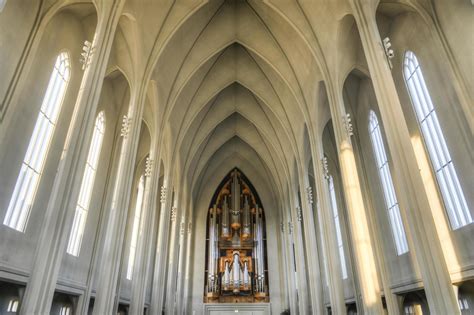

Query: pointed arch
left=3, top=52, right=71, bottom=232
left=67, top=111, right=106, bottom=256
left=403, top=51, right=472, bottom=230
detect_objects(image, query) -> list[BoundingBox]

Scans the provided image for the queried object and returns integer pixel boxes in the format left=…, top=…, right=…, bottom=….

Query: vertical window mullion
left=4, top=52, right=70, bottom=232
left=67, top=112, right=105, bottom=256
left=403, top=51, right=472, bottom=230
left=368, top=111, right=409, bottom=255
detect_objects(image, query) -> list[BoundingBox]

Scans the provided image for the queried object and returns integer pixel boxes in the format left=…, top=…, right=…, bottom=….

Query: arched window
left=3, top=52, right=71, bottom=232
left=127, top=174, right=145, bottom=280
left=368, top=111, right=409, bottom=255
left=404, top=51, right=472, bottom=230
left=7, top=299, right=19, bottom=312
left=328, top=175, right=348, bottom=279
left=67, top=111, right=106, bottom=256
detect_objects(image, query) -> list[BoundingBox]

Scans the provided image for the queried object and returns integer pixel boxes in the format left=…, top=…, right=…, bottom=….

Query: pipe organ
left=205, top=169, right=269, bottom=303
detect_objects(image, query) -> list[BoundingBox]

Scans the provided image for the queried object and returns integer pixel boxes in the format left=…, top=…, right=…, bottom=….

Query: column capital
left=306, top=186, right=313, bottom=205
left=160, top=185, right=167, bottom=204
left=120, top=115, right=132, bottom=137
left=145, top=156, right=153, bottom=177
left=296, top=206, right=303, bottom=222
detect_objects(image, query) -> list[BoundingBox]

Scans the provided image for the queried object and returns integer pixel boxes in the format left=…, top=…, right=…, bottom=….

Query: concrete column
left=176, top=186, right=192, bottom=314
left=348, top=112, right=401, bottom=315
left=165, top=195, right=182, bottom=313
left=92, top=90, right=145, bottom=313
left=326, top=79, right=384, bottom=313
left=350, top=1, right=460, bottom=313
left=310, top=143, right=346, bottom=315
left=150, top=177, right=174, bottom=315
left=280, top=200, right=298, bottom=314
left=129, top=143, right=161, bottom=314
left=298, top=169, right=324, bottom=314
left=289, top=184, right=310, bottom=314
left=181, top=221, right=193, bottom=314
left=93, top=87, right=149, bottom=313
left=19, top=2, right=124, bottom=314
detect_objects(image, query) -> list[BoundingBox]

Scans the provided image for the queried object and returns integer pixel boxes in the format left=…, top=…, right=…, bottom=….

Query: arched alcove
left=204, top=168, right=269, bottom=304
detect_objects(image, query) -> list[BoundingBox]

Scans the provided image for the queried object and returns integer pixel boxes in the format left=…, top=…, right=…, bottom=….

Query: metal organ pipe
left=231, top=171, right=241, bottom=230
left=232, top=251, right=240, bottom=293
left=207, top=206, right=218, bottom=293
left=221, top=196, right=230, bottom=238
left=242, top=195, right=251, bottom=239
left=254, top=205, right=265, bottom=293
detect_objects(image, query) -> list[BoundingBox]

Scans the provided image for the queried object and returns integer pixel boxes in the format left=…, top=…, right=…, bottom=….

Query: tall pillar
left=326, top=80, right=384, bottom=313
left=298, top=170, right=324, bottom=314
left=289, top=185, right=310, bottom=314
left=310, top=143, right=346, bottom=315
left=19, top=2, right=124, bottom=314
left=350, top=1, right=460, bottom=313
left=92, top=82, right=148, bottom=314
left=181, top=217, right=193, bottom=314
left=280, top=197, right=298, bottom=314
left=129, top=143, right=161, bottom=314
left=150, top=177, right=174, bottom=315
left=165, top=195, right=182, bottom=313
left=176, top=186, right=192, bottom=314
left=348, top=113, right=401, bottom=315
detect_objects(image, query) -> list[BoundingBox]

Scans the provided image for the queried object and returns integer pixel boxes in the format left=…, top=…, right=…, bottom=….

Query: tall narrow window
left=7, top=299, right=19, bottom=312
left=127, top=175, right=145, bottom=280
left=368, top=111, right=409, bottom=255
left=328, top=176, right=348, bottom=279
left=404, top=51, right=472, bottom=229
left=67, top=111, right=106, bottom=256
left=3, top=52, right=70, bottom=232
left=59, top=306, right=71, bottom=315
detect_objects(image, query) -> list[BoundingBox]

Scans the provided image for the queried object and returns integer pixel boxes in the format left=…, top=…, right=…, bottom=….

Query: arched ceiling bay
left=112, top=0, right=361, bottom=213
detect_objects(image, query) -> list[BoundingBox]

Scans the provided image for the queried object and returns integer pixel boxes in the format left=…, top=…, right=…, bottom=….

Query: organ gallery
left=204, top=169, right=269, bottom=303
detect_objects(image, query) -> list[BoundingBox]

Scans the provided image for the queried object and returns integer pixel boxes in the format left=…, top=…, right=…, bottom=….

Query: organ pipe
left=221, top=196, right=230, bottom=238
left=205, top=169, right=268, bottom=302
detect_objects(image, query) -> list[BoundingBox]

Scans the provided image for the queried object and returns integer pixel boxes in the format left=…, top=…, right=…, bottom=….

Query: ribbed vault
left=144, top=0, right=333, bottom=215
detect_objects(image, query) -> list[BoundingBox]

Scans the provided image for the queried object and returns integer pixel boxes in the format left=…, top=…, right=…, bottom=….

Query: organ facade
left=204, top=169, right=269, bottom=303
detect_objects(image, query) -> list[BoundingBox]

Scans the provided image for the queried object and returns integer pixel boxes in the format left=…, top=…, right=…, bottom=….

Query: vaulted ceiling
left=62, top=0, right=417, bottom=211
left=132, top=0, right=356, bottom=206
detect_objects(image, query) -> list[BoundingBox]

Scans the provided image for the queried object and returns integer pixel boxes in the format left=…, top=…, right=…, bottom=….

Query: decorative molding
left=160, top=185, right=167, bottom=204
left=342, top=113, right=354, bottom=137
left=322, top=156, right=329, bottom=180
left=180, top=221, right=185, bottom=235
left=79, top=40, right=94, bottom=70
left=383, top=37, right=394, bottom=69
left=145, top=157, right=153, bottom=177
left=187, top=222, right=192, bottom=234
left=171, top=207, right=177, bottom=222
left=306, top=186, right=313, bottom=204
left=120, top=115, right=132, bottom=137
left=296, top=206, right=303, bottom=222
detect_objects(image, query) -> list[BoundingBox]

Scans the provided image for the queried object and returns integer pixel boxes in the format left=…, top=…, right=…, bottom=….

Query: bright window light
left=67, top=111, right=106, bottom=256
left=3, top=52, right=70, bottom=232
left=7, top=299, right=19, bottom=312
left=59, top=306, right=71, bottom=315
left=127, top=175, right=145, bottom=280
left=404, top=51, right=472, bottom=230
left=328, top=175, right=348, bottom=279
left=368, top=111, right=409, bottom=255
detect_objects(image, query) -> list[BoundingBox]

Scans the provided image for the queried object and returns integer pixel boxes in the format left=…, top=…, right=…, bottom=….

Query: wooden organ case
left=204, top=169, right=269, bottom=303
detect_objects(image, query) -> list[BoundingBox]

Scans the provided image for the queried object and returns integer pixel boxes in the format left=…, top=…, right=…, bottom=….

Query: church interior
left=0, top=0, right=473, bottom=314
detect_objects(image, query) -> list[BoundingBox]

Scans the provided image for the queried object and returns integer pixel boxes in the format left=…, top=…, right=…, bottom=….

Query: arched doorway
left=204, top=169, right=269, bottom=304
